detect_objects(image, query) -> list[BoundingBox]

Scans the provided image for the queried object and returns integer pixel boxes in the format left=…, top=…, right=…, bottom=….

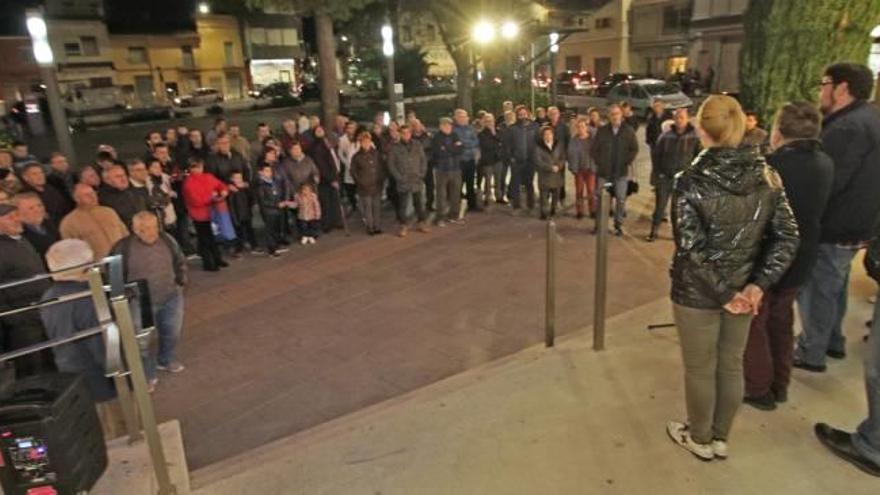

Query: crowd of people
left=0, top=60, right=879, bottom=474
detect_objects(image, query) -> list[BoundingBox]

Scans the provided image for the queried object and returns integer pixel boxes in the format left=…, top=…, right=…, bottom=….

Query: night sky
left=0, top=0, right=200, bottom=35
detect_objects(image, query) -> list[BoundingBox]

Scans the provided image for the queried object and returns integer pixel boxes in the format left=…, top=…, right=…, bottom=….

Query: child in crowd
left=227, top=171, right=257, bottom=257
left=254, top=163, right=290, bottom=257
left=292, top=182, right=321, bottom=245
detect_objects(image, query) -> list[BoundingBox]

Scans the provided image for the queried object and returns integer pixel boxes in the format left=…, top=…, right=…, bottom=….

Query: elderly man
left=60, top=183, right=129, bottom=259
left=206, top=132, right=250, bottom=185
left=99, top=164, right=147, bottom=229
left=19, top=161, right=74, bottom=225
left=16, top=192, right=60, bottom=262
left=111, top=212, right=186, bottom=373
left=0, top=203, right=53, bottom=376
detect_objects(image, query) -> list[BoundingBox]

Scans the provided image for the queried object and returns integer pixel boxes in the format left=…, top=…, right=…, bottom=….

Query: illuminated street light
left=381, top=24, right=394, bottom=56
left=198, top=2, right=210, bottom=14
left=473, top=20, right=496, bottom=44
left=549, top=32, right=559, bottom=53
left=341, top=35, right=349, bottom=42
left=501, top=21, right=519, bottom=40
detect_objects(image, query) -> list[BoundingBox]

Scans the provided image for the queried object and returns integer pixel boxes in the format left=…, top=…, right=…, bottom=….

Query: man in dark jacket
left=351, top=132, right=386, bottom=235
left=0, top=203, right=53, bottom=377
left=99, top=164, right=148, bottom=229
left=811, top=63, right=880, bottom=477
left=16, top=192, right=60, bottom=264
left=254, top=163, right=290, bottom=257
left=503, top=106, right=538, bottom=210
left=590, top=103, right=639, bottom=236
left=431, top=118, right=463, bottom=226
left=795, top=62, right=880, bottom=373
left=207, top=132, right=250, bottom=184
left=19, top=162, right=73, bottom=226
left=454, top=109, right=481, bottom=212
left=646, top=109, right=700, bottom=242
left=388, top=126, right=430, bottom=237
left=645, top=100, right=668, bottom=186
left=742, top=102, right=833, bottom=410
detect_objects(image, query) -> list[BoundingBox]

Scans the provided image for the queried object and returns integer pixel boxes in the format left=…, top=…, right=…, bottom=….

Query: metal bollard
left=593, top=188, right=610, bottom=351
left=545, top=219, right=556, bottom=347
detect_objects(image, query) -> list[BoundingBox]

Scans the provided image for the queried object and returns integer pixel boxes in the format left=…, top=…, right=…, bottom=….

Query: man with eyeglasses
left=804, top=62, right=880, bottom=478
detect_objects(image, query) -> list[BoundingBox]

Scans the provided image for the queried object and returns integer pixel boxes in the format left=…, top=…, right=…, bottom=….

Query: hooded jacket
left=671, top=147, right=800, bottom=309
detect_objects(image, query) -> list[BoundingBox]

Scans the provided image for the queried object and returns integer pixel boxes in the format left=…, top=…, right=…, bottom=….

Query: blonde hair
left=696, top=95, right=746, bottom=148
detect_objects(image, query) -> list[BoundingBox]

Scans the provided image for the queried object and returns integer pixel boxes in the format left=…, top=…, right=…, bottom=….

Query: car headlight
left=173, top=98, right=181, bottom=104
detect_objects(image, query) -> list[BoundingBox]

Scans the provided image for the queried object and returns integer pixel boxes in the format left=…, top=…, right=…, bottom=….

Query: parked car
left=596, top=73, right=644, bottom=97
left=667, top=72, right=705, bottom=97
left=532, top=73, right=551, bottom=89
left=251, top=82, right=296, bottom=99
left=606, top=79, right=693, bottom=118
left=296, top=82, right=354, bottom=103
left=556, top=70, right=597, bottom=93
left=173, top=88, right=223, bottom=107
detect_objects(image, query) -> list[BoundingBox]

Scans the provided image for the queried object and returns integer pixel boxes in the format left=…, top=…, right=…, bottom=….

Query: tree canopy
left=739, top=0, right=880, bottom=125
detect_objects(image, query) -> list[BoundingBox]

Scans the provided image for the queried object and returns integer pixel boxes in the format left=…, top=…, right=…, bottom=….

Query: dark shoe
left=793, top=359, right=826, bottom=373
left=614, top=227, right=624, bottom=237
left=772, top=387, right=788, bottom=403
left=576, top=212, right=584, bottom=220
left=827, top=349, right=846, bottom=360
left=867, top=320, right=873, bottom=328
left=744, top=393, right=777, bottom=411
left=217, top=260, right=229, bottom=268
left=497, top=199, right=509, bottom=205
left=540, top=213, right=548, bottom=221
left=645, top=226, right=658, bottom=242
left=204, top=265, right=219, bottom=272
left=814, top=423, right=880, bottom=477
left=373, top=228, right=383, bottom=235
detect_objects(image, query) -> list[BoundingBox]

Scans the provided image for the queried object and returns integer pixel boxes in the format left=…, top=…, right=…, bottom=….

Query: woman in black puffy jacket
left=666, top=95, right=799, bottom=462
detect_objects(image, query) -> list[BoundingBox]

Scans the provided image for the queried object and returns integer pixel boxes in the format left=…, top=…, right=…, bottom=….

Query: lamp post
left=549, top=32, right=559, bottom=106
left=26, top=9, right=76, bottom=164
left=501, top=21, right=519, bottom=93
left=381, top=24, right=398, bottom=123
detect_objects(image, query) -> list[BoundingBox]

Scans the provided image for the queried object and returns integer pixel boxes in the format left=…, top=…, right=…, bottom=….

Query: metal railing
left=0, top=256, right=176, bottom=495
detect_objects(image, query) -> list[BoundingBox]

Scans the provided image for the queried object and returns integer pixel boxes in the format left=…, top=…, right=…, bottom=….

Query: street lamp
left=25, top=9, right=75, bottom=164
left=473, top=20, right=496, bottom=44
left=198, top=2, right=210, bottom=14
left=381, top=24, right=399, bottom=123
left=501, top=21, right=519, bottom=40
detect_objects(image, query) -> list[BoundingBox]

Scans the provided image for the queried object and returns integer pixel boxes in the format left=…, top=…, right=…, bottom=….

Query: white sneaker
left=307, top=237, right=316, bottom=244
left=711, top=439, right=728, bottom=459
left=666, top=421, right=714, bottom=461
left=300, top=237, right=308, bottom=245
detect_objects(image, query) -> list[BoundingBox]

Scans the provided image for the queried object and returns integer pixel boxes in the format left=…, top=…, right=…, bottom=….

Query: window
left=63, top=42, right=81, bottom=56
left=662, top=6, right=692, bottom=34
left=182, top=46, right=194, bottom=69
left=281, top=29, right=298, bottom=46
left=224, top=42, right=234, bottom=65
left=80, top=36, right=98, bottom=56
left=266, top=29, right=282, bottom=46
left=595, top=17, right=612, bottom=29
left=250, top=28, right=267, bottom=45
left=565, top=56, right=582, bottom=71
left=128, top=47, right=148, bottom=64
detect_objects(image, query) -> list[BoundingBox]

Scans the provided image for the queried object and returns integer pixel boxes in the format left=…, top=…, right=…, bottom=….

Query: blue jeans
left=596, top=176, right=629, bottom=228
left=795, top=244, right=857, bottom=366
left=154, top=288, right=185, bottom=367
left=853, top=295, right=880, bottom=465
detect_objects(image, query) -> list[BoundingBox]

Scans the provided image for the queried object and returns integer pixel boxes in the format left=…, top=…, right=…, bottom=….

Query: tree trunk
left=740, top=0, right=880, bottom=125
left=315, top=12, right=340, bottom=127
left=452, top=49, right=472, bottom=113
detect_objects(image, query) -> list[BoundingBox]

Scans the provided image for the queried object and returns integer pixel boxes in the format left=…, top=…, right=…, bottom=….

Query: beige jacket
left=59, top=205, right=129, bottom=259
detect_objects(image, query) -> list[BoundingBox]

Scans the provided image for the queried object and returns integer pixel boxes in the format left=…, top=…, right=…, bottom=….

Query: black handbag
left=605, top=180, right=640, bottom=199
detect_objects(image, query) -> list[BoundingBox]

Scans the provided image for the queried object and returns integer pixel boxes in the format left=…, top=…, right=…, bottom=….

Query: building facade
left=239, top=7, right=303, bottom=89
left=687, top=0, right=747, bottom=93
left=629, top=0, right=691, bottom=77
left=552, top=0, right=633, bottom=79
left=0, top=37, right=41, bottom=104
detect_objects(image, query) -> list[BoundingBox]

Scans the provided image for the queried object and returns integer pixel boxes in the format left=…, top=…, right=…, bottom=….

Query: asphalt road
left=24, top=103, right=320, bottom=165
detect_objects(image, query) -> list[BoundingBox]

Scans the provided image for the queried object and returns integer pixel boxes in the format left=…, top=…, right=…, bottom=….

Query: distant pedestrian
left=590, top=103, right=639, bottom=236
left=477, top=113, right=504, bottom=208
left=742, top=111, right=769, bottom=153
left=388, top=125, right=430, bottom=237
left=534, top=126, right=565, bottom=220
left=292, top=182, right=321, bottom=245
left=431, top=117, right=463, bottom=226
left=621, top=102, right=640, bottom=132
left=646, top=108, right=700, bottom=242
left=351, top=131, right=385, bottom=235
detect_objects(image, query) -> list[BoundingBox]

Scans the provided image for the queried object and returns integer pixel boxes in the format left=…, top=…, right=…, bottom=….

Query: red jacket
left=182, top=172, right=228, bottom=221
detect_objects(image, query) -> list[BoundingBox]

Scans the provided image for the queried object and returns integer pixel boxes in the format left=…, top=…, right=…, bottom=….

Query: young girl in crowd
left=292, top=182, right=321, bottom=245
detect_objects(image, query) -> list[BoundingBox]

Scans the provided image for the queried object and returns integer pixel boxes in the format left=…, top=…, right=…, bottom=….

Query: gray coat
left=567, top=131, right=596, bottom=174
left=388, top=139, right=428, bottom=192
left=534, top=139, right=566, bottom=190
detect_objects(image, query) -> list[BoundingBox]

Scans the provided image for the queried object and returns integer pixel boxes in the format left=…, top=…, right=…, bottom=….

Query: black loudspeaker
left=0, top=374, right=108, bottom=495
